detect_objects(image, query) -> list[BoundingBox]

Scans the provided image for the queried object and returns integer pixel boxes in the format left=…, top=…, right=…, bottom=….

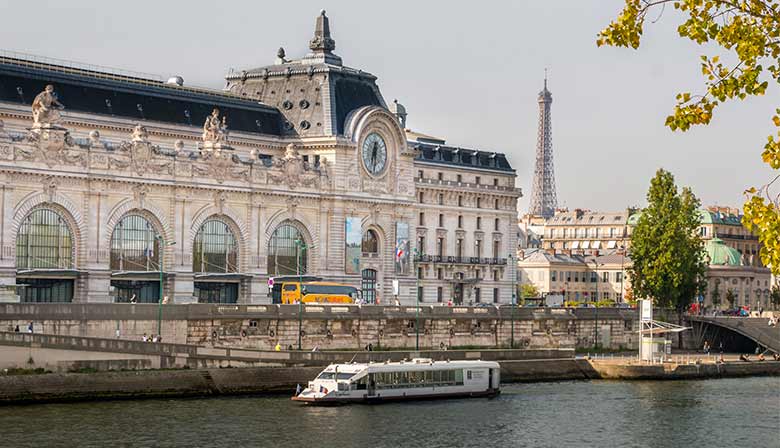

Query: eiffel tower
left=528, top=73, right=557, bottom=219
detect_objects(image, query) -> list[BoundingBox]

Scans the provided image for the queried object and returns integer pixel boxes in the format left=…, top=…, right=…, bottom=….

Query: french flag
left=396, top=245, right=404, bottom=260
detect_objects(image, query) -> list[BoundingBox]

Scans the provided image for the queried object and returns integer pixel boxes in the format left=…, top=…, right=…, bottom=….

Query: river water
left=1, top=377, right=778, bottom=448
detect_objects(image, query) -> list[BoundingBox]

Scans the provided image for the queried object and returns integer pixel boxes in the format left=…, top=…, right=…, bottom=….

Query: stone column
left=0, top=182, right=17, bottom=302
left=84, top=187, right=111, bottom=302
left=246, top=194, right=267, bottom=303
left=172, top=193, right=195, bottom=303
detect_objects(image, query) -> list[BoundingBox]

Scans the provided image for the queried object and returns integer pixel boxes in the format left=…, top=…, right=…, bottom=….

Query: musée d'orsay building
left=0, top=11, right=520, bottom=305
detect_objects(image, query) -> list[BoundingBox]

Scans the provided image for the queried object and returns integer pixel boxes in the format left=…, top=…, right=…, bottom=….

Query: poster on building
left=395, top=222, right=410, bottom=275
left=345, top=217, right=361, bottom=274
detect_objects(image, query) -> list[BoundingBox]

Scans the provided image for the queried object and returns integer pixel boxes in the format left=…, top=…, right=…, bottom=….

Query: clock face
left=361, top=132, right=387, bottom=175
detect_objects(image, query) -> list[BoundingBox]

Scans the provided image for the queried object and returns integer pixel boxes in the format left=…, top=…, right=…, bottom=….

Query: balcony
left=414, top=255, right=507, bottom=265
left=414, top=177, right=521, bottom=194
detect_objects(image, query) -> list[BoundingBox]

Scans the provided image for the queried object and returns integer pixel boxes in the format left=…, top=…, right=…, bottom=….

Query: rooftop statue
left=202, top=108, right=228, bottom=149
left=31, top=84, right=65, bottom=128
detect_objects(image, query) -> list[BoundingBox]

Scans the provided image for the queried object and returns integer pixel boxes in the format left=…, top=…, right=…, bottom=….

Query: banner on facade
left=395, top=222, right=410, bottom=275
left=345, top=217, right=361, bottom=275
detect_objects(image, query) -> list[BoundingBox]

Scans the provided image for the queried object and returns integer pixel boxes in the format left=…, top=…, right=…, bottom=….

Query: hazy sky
left=0, top=1, right=774, bottom=212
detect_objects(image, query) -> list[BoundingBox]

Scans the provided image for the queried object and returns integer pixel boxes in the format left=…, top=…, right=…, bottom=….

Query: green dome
left=705, top=238, right=742, bottom=266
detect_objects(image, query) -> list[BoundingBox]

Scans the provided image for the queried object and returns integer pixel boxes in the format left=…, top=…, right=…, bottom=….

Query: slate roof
left=0, top=55, right=283, bottom=135
left=414, top=141, right=514, bottom=172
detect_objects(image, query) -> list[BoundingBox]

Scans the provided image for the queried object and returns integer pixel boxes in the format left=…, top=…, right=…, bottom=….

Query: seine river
left=1, top=377, right=778, bottom=447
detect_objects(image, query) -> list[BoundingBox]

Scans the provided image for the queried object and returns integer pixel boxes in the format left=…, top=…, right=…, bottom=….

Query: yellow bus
left=280, top=281, right=359, bottom=304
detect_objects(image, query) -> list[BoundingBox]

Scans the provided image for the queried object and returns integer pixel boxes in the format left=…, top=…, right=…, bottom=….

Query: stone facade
left=518, top=251, right=631, bottom=303
left=0, top=11, right=520, bottom=305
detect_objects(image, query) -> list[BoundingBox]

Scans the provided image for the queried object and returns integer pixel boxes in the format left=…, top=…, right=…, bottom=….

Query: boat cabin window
left=316, top=371, right=355, bottom=380
left=368, top=369, right=464, bottom=389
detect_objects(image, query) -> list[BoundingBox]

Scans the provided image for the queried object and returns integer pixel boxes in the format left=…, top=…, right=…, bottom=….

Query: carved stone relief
left=267, top=143, right=320, bottom=189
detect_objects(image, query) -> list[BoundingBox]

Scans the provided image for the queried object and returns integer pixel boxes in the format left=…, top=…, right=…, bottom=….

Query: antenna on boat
left=348, top=353, right=358, bottom=364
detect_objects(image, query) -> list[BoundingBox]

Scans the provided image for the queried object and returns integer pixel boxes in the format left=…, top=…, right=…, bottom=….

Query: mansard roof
left=413, top=140, right=514, bottom=172
left=0, top=54, right=283, bottom=136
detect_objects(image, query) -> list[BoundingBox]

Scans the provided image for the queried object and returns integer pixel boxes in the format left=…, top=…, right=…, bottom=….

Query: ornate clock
left=361, top=132, right=387, bottom=175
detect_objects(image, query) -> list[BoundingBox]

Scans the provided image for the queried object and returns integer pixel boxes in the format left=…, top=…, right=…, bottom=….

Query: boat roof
left=319, top=359, right=499, bottom=375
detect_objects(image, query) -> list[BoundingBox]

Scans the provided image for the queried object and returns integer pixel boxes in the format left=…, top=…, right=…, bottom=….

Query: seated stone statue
left=32, top=84, right=65, bottom=127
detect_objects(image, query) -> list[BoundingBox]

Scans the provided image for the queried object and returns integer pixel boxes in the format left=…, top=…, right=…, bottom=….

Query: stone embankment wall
left=588, top=359, right=780, bottom=380
left=0, top=304, right=639, bottom=351
left=2, top=358, right=777, bottom=404
left=0, top=331, right=575, bottom=372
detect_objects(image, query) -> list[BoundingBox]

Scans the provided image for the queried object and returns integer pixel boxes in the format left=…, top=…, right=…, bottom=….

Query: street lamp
left=590, top=258, right=601, bottom=349
left=413, top=247, right=421, bottom=351
left=155, top=236, right=176, bottom=338
left=294, top=238, right=311, bottom=351
left=619, top=244, right=625, bottom=303
left=508, top=253, right=517, bottom=349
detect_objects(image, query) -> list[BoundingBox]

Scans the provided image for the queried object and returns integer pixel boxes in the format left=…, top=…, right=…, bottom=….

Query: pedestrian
left=152, top=334, right=159, bottom=343
left=447, top=298, right=453, bottom=307
left=13, top=325, right=19, bottom=333
left=368, top=343, right=373, bottom=352
left=295, top=384, right=302, bottom=396
left=287, top=344, right=294, bottom=351
left=115, top=328, right=120, bottom=339
left=394, top=297, right=400, bottom=306
left=27, top=322, right=33, bottom=334
left=703, top=340, right=710, bottom=355
left=274, top=342, right=281, bottom=351
left=719, top=341, right=723, bottom=354
left=142, top=333, right=148, bottom=342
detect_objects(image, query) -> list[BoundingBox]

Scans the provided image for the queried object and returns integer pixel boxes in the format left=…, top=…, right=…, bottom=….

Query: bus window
left=283, top=284, right=298, bottom=291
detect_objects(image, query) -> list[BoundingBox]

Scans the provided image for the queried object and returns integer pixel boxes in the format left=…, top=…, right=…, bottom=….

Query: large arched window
left=362, top=229, right=379, bottom=254
left=110, top=214, right=160, bottom=271
left=193, top=218, right=238, bottom=273
left=268, top=223, right=307, bottom=276
left=16, top=208, right=73, bottom=269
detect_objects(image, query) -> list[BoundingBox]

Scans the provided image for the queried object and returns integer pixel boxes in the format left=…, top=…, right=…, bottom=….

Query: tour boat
left=292, top=358, right=500, bottom=404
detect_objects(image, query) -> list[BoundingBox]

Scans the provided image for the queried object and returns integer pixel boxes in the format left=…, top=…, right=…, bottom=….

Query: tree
left=771, top=285, right=780, bottom=309
left=598, top=1, right=780, bottom=275
left=519, top=283, right=540, bottom=299
left=726, top=288, right=737, bottom=308
left=628, top=169, right=707, bottom=310
left=624, top=286, right=636, bottom=305
left=711, top=282, right=722, bottom=308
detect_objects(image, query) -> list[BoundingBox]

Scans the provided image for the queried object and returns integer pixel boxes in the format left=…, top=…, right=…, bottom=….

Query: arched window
left=16, top=208, right=73, bottom=269
left=268, top=223, right=307, bottom=276
left=110, top=214, right=160, bottom=271
left=193, top=218, right=238, bottom=273
left=362, top=229, right=379, bottom=254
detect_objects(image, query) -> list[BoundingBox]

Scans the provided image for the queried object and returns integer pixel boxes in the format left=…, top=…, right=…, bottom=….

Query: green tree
left=628, top=169, right=707, bottom=310
left=598, top=1, right=780, bottom=275
left=726, top=288, right=737, bottom=308
left=770, top=285, right=780, bottom=309
left=519, top=283, right=540, bottom=299
left=711, top=282, right=722, bottom=308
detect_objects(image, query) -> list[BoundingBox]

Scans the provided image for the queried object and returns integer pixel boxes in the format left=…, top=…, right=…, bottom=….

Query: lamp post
left=155, top=236, right=175, bottom=338
left=590, top=259, right=601, bottom=349
left=509, top=253, right=517, bottom=349
left=294, top=238, right=309, bottom=351
left=619, top=244, right=625, bottom=303
left=413, top=247, right=420, bottom=351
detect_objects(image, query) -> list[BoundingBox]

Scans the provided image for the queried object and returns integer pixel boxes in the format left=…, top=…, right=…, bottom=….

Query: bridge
left=685, top=316, right=780, bottom=354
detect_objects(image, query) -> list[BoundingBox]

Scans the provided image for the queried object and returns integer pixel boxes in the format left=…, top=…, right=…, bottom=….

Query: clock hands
left=371, top=142, right=378, bottom=170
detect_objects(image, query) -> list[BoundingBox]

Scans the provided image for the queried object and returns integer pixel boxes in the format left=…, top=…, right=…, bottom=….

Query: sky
left=0, top=0, right=774, bottom=213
